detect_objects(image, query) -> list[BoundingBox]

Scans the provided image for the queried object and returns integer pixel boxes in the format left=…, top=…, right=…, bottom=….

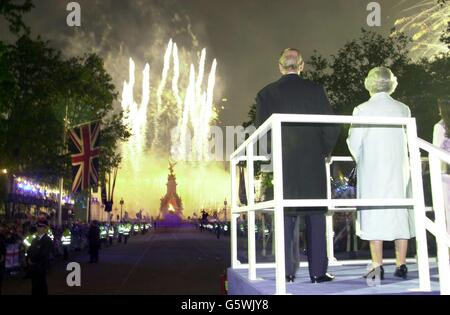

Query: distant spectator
left=88, top=221, right=101, bottom=263
left=433, top=97, right=450, bottom=238
left=0, top=224, right=6, bottom=295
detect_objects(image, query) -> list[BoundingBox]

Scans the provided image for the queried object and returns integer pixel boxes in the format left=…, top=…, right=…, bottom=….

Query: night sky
left=0, top=0, right=423, bottom=126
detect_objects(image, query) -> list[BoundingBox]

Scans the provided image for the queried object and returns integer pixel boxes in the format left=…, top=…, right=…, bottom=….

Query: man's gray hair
left=279, top=48, right=304, bottom=73
left=364, top=66, right=398, bottom=95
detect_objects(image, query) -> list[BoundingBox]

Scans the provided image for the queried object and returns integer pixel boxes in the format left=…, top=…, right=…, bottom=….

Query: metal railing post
left=230, top=159, right=239, bottom=268
left=271, top=119, right=287, bottom=295
left=406, top=121, right=431, bottom=292
left=325, top=159, right=337, bottom=264
left=247, top=143, right=257, bottom=280
left=353, top=215, right=359, bottom=253
left=262, top=214, right=267, bottom=257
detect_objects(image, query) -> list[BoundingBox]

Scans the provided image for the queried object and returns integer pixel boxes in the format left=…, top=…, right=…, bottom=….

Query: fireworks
left=116, top=40, right=229, bottom=216
left=121, top=58, right=150, bottom=174
left=122, top=39, right=217, bottom=162
left=392, top=0, right=449, bottom=60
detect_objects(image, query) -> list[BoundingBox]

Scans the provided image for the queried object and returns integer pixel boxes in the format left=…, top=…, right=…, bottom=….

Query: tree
left=305, top=29, right=411, bottom=115
left=443, top=22, right=450, bottom=48
left=0, top=0, right=33, bottom=35
left=0, top=36, right=65, bottom=181
left=303, top=30, right=415, bottom=155
left=0, top=35, right=130, bottom=189
left=0, top=0, right=131, bottom=220
left=55, top=53, right=131, bottom=185
left=244, top=29, right=448, bottom=156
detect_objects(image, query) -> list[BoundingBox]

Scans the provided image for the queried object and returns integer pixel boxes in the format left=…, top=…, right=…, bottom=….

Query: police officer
left=215, top=223, right=221, bottom=239
left=27, top=220, right=53, bottom=295
left=99, top=224, right=107, bottom=247
left=118, top=222, right=123, bottom=243
left=108, top=224, right=114, bottom=246
left=133, top=223, right=139, bottom=235
left=123, top=222, right=131, bottom=244
left=61, top=225, right=71, bottom=261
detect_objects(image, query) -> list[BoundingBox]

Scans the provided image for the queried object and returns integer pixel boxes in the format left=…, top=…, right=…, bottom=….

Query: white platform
left=228, top=263, right=441, bottom=295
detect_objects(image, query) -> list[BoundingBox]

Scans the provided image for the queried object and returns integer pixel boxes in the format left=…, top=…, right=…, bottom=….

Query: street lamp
left=120, top=198, right=124, bottom=221
left=223, top=198, right=228, bottom=222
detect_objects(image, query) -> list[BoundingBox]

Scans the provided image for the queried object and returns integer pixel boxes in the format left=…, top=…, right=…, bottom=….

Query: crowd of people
left=197, top=209, right=230, bottom=239
left=0, top=213, right=153, bottom=295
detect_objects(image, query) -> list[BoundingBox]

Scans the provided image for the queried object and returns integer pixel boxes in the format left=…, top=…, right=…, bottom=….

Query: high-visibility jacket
left=61, top=228, right=71, bottom=246
left=47, top=228, right=54, bottom=241
left=23, top=233, right=37, bottom=257
left=108, top=226, right=114, bottom=237
left=133, top=224, right=139, bottom=232
left=23, top=233, right=37, bottom=248
left=100, top=226, right=107, bottom=239
left=118, top=224, right=124, bottom=235
left=123, top=224, right=131, bottom=236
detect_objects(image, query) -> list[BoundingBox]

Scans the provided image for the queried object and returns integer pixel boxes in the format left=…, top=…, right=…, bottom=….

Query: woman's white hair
left=364, top=66, right=398, bottom=95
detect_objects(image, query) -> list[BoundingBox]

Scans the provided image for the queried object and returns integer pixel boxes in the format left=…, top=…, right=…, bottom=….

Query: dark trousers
left=89, top=246, right=99, bottom=263
left=31, top=271, right=48, bottom=295
left=0, top=267, right=4, bottom=295
left=63, top=247, right=69, bottom=261
left=284, top=212, right=328, bottom=278
left=216, top=227, right=221, bottom=239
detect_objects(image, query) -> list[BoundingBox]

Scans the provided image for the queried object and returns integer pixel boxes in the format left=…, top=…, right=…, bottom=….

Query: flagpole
left=70, top=119, right=101, bottom=129
left=58, top=178, right=63, bottom=226
left=58, top=105, right=69, bottom=227
left=87, top=189, right=91, bottom=223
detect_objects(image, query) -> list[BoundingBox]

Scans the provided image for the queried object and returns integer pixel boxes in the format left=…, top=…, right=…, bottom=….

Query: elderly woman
left=433, top=98, right=450, bottom=237
left=347, top=67, right=415, bottom=280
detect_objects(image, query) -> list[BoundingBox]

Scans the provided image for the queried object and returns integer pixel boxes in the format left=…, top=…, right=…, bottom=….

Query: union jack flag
left=69, top=121, right=101, bottom=193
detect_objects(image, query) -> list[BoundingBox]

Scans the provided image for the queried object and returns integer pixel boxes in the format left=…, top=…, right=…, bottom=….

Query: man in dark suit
left=255, top=48, right=340, bottom=283
left=27, top=220, right=53, bottom=295
left=88, top=220, right=101, bottom=263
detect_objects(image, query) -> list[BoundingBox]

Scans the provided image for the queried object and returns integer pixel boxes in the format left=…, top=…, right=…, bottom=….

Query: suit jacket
left=88, top=225, right=101, bottom=248
left=27, top=234, right=53, bottom=273
left=255, top=74, right=340, bottom=213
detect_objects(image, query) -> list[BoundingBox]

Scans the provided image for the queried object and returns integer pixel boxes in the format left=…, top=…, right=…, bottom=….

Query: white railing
left=324, top=156, right=436, bottom=266
left=230, top=114, right=450, bottom=295
left=417, top=139, right=450, bottom=294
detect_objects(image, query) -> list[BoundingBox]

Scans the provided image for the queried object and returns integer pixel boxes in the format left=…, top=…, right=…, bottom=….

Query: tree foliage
left=245, top=29, right=449, bottom=156
left=0, top=0, right=131, bottom=193
left=0, top=0, right=33, bottom=35
left=0, top=35, right=130, bottom=187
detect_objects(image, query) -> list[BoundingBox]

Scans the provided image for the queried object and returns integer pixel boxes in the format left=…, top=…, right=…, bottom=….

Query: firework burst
left=392, top=0, right=449, bottom=60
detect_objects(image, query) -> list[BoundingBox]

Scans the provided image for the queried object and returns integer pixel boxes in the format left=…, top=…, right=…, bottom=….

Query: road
left=2, top=227, right=230, bottom=295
